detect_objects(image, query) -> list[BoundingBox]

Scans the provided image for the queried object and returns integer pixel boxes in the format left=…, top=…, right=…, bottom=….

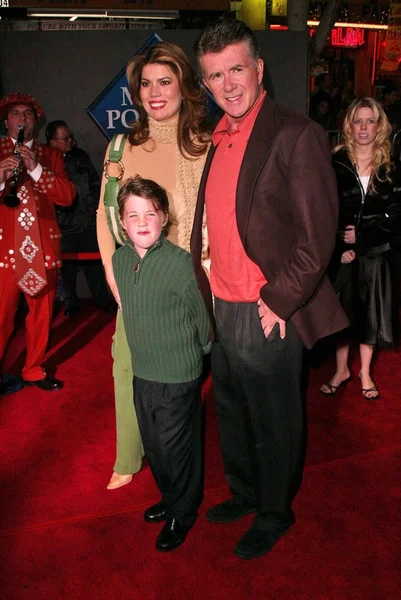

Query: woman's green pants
left=111, top=310, right=144, bottom=474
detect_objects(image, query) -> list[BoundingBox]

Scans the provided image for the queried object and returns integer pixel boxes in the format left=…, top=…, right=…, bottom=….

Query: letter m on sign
left=86, top=33, right=162, bottom=140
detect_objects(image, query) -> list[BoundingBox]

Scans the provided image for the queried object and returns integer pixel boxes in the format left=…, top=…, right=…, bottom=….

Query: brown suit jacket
left=190, top=96, right=348, bottom=349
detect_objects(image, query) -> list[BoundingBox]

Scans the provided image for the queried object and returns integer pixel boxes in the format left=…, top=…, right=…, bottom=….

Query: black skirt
left=332, top=247, right=398, bottom=347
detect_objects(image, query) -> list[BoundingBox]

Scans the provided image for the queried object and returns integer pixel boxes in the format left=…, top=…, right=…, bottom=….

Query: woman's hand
left=341, top=250, right=356, bottom=264
left=104, top=264, right=121, bottom=310
left=339, top=225, right=356, bottom=244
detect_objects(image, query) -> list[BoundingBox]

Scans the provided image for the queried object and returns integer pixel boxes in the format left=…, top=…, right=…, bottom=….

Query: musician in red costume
left=0, top=92, right=76, bottom=395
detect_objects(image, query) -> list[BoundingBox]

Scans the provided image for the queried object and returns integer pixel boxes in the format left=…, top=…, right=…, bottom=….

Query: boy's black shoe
left=144, top=501, right=167, bottom=523
left=206, top=497, right=256, bottom=524
left=156, top=518, right=191, bottom=552
left=234, top=524, right=292, bottom=560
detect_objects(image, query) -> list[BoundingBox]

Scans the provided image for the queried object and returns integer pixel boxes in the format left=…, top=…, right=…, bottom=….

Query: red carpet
left=0, top=302, right=400, bottom=599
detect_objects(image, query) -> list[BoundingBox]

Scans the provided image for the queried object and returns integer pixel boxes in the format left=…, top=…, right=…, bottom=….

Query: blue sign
left=86, top=33, right=220, bottom=140
left=87, top=33, right=162, bottom=140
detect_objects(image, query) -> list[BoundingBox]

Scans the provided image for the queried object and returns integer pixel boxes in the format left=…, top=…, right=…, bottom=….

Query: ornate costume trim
left=18, top=268, right=47, bottom=296
left=19, top=235, right=39, bottom=264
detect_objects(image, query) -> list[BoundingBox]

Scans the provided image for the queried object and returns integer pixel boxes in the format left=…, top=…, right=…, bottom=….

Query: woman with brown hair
left=320, top=97, right=401, bottom=400
left=97, top=42, right=210, bottom=491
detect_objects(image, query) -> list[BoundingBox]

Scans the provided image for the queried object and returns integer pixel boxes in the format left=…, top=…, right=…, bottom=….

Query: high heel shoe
left=106, top=472, right=133, bottom=490
left=362, top=385, right=380, bottom=400
left=319, top=377, right=351, bottom=396
left=359, top=372, right=380, bottom=400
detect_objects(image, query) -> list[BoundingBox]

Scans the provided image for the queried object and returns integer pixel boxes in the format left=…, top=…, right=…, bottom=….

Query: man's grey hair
left=193, top=18, right=260, bottom=80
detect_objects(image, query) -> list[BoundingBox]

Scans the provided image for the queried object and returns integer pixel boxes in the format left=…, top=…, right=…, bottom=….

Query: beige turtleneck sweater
left=97, top=117, right=208, bottom=273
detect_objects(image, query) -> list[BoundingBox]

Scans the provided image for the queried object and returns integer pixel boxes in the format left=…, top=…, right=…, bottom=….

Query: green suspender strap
left=103, top=133, right=127, bottom=246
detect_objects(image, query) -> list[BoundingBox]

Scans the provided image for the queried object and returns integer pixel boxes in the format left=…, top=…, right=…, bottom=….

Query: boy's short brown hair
left=117, top=175, right=171, bottom=234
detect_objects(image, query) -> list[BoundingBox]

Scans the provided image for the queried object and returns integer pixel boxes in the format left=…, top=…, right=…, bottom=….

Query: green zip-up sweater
left=112, top=234, right=211, bottom=384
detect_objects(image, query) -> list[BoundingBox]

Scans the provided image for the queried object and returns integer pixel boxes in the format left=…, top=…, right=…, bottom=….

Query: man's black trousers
left=212, top=298, right=306, bottom=532
left=133, top=376, right=203, bottom=527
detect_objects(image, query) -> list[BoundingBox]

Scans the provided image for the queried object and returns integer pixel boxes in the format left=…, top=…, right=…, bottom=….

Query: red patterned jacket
left=0, top=137, right=76, bottom=271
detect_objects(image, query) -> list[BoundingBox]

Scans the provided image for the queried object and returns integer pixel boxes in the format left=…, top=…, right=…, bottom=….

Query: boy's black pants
left=133, top=376, right=203, bottom=527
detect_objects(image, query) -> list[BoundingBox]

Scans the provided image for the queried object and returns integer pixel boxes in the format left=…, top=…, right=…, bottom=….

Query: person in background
left=311, top=99, right=336, bottom=131
left=191, top=19, right=348, bottom=560
left=320, top=97, right=401, bottom=400
left=380, top=84, right=401, bottom=130
left=113, top=175, right=210, bottom=552
left=381, top=84, right=397, bottom=112
left=335, top=79, right=356, bottom=131
left=97, top=42, right=210, bottom=491
left=46, top=121, right=113, bottom=316
left=310, top=72, right=333, bottom=118
left=0, top=93, right=75, bottom=396
left=340, top=79, right=355, bottom=111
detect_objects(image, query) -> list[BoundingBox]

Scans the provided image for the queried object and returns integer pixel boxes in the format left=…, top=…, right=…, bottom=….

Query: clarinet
left=4, top=125, right=25, bottom=208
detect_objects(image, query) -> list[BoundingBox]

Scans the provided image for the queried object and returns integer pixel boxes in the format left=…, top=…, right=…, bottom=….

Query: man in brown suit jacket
left=191, top=19, right=348, bottom=560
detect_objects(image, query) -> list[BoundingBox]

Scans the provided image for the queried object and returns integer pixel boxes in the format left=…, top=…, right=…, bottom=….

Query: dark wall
left=0, top=29, right=308, bottom=171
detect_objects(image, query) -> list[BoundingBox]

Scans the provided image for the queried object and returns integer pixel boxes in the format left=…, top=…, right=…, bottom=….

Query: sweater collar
left=126, top=232, right=166, bottom=259
left=148, top=116, right=178, bottom=144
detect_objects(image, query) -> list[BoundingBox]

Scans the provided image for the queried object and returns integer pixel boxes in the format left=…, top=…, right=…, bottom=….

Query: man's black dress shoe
left=156, top=518, right=191, bottom=552
left=0, top=375, right=24, bottom=397
left=0, top=378, right=16, bottom=397
left=23, top=377, right=63, bottom=391
left=206, top=497, right=256, bottom=524
left=144, top=501, right=167, bottom=523
left=234, top=524, right=292, bottom=560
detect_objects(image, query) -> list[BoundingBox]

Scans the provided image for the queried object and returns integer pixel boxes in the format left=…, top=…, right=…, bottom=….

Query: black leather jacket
left=56, top=146, right=100, bottom=235
left=332, top=147, right=401, bottom=257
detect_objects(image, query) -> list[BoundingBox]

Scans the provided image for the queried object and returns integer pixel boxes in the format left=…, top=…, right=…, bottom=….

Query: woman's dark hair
left=126, top=42, right=210, bottom=158
left=193, top=17, right=260, bottom=79
left=117, top=175, right=171, bottom=234
left=45, top=120, right=68, bottom=143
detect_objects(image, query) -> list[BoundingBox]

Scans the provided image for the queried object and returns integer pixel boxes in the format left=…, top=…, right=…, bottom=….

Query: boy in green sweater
left=112, top=175, right=210, bottom=553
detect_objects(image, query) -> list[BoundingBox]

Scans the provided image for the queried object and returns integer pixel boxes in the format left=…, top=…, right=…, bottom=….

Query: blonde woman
left=97, top=42, right=210, bottom=490
left=320, top=97, right=401, bottom=400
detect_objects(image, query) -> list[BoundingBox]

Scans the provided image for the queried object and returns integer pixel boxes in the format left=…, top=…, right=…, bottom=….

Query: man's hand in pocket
left=257, top=298, right=286, bottom=339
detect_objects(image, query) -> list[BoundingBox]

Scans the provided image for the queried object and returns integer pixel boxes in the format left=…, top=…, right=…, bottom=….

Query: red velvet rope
left=62, top=252, right=101, bottom=261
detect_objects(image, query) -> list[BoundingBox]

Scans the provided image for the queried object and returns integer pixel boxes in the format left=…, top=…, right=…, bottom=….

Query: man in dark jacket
left=191, top=19, right=348, bottom=560
left=46, top=121, right=112, bottom=315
